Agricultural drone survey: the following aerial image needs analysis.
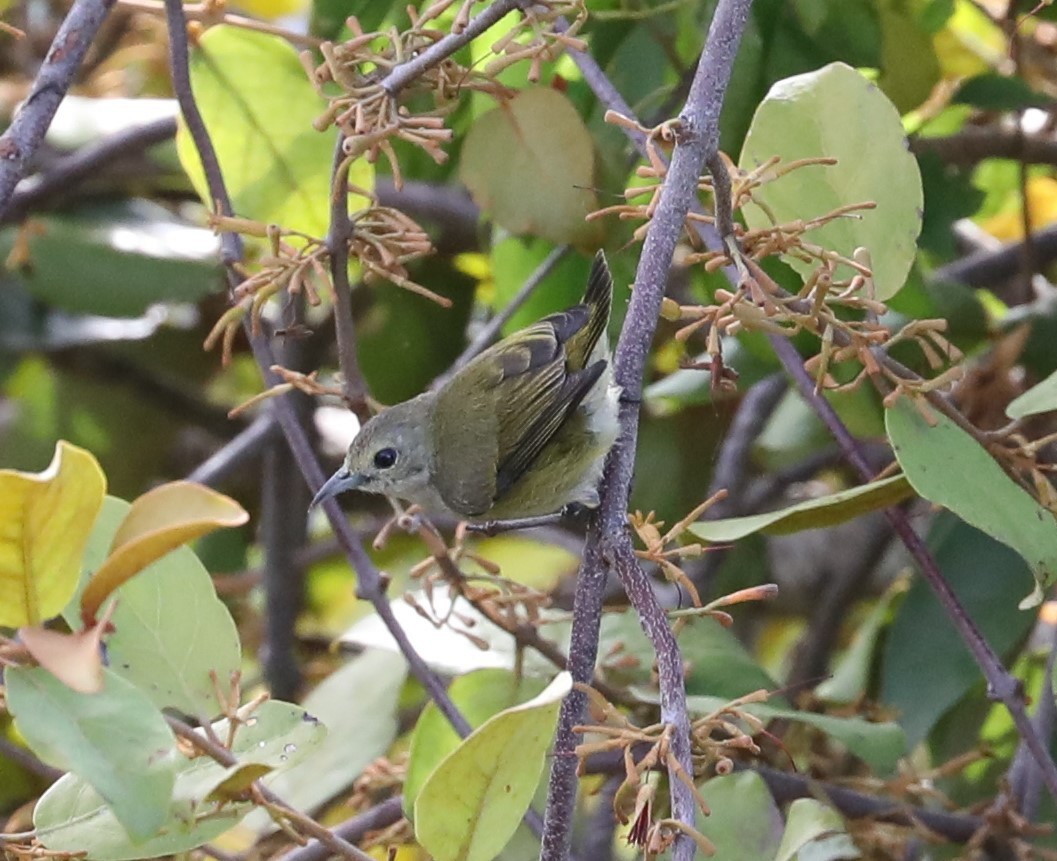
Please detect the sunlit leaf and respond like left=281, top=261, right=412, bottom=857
left=175, top=25, right=372, bottom=238
left=688, top=475, right=912, bottom=543
left=739, top=62, right=923, bottom=300
left=7, top=667, right=177, bottom=841
left=460, top=88, right=603, bottom=248
left=80, top=481, right=248, bottom=625
left=886, top=397, right=1057, bottom=608
left=414, top=673, right=571, bottom=861
left=0, top=441, right=105, bottom=628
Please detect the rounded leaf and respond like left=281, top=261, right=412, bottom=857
left=460, top=88, right=602, bottom=248
left=7, top=666, right=177, bottom=842
left=175, top=25, right=372, bottom=238
left=739, top=62, right=923, bottom=300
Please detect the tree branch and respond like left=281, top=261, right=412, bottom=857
left=541, top=3, right=754, bottom=860
left=912, top=125, right=1057, bottom=169
left=1, top=116, right=177, bottom=224
left=327, top=137, right=370, bottom=419
left=380, top=0, right=526, bottom=96
left=0, top=0, right=117, bottom=213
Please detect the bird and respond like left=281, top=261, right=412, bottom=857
left=310, top=251, right=621, bottom=522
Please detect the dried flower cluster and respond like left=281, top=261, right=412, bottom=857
left=301, top=0, right=586, bottom=188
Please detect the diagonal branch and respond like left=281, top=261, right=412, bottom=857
left=0, top=0, right=118, bottom=213
left=767, top=332, right=1057, bottom=804
left=380, top=0, right=526, bottom=96
left=162, top=0, right=473, bottom=741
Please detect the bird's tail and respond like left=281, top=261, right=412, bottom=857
left=568, top=250, right=613, bottom=369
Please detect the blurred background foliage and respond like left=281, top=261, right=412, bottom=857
left=4, top=0, right=1057, bottom=854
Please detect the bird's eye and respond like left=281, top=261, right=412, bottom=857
left=373, top=447, right=398, bottom=469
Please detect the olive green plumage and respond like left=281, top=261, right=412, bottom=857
left=311, top=251, right=620, bottom=521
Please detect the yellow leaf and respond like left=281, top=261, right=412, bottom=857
left=980, top=176, right=1057, bottom=242
left=0, top=442, right=106, bottom=627
left=80, top=481, right=249, bottom=625
left=229, top=0, right=307, bottom=21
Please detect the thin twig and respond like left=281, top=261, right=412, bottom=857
left=932, top=222, right=1057, bottom=289
left=911, top=125, right=1057, bottom=169
left=187, top=413, right=281, bottom=488
left=327, top=136, right=370, bottom=420
left=541, top=2, right=755, bottom=860
left=0, top=0, right=118, bottom=213
left=1006, top=619, right=1057, bottom=819
left=380, top=0, right=526, bottom=96
left=1, top=116, right=177, bottom=224
left=275, top=797, right=405, bottom=861
left=118, top=0, right=323, bottom=47
left=166, top=717, right=375, bottom=861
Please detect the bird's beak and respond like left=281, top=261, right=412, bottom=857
left=309, top=467, right=366, bottom=510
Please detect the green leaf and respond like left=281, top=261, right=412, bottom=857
left=1007, top=369, right=1057, bottom=420
left=877, top=1, right=940, bottom=113
left=0, top=201, right=221, bottom=317
left=886, top=397, right=1057, bottom=608
left=405, top=669, right=548, bottom=814
left=738, top=62, right=923, bottom=300
left=72, top=497, right=242, bottom=718
left=34, top=700, right=324, bottom=860
left=689, top=475, right=912, bottom=543
left=774, top=798, right=859, bottom=861
left=816, top=580, right=905, bottom=705
left=683, top=696, right=905, bottom=774
left=681, top=618, right=780, bottom=701
left=7, top=667, right=177, bottom=842
left=881, top=514, right=1037, bottom=747
left=490, top=239, right=590, bottom=336
left=414, top=672, right=571, bottom=861
left=35, top=780, right=248, bottom=861
left=248, top=649, right=406, bottom=832
left=698, top=772, right=783, bottom=861
left=175, top=700, right=326, bottom=805
left=953, top=73, right=1049, bottom=111
left=175, top=25, right=372, bottom=238
left=460, top=88, right=603, bottom=248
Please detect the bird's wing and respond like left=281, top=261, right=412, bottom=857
left=432, top=307, right=602, bottom=516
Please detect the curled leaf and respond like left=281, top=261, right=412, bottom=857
left=80, top=481, right=249, bottom=625
left=20, top=611, right=111, bottom=694
left=0, top=441, right=106, bottom=627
